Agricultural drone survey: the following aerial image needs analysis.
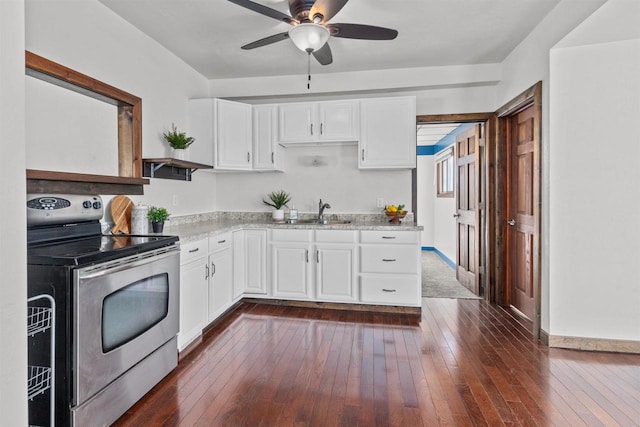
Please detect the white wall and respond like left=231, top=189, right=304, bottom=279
left=0, top=0, right=28, bottom=424
left=495, top=0, right=606, bottom=333
left=216, top=144, right=411, bottom=214
left=25, top=0, right=216, bottom=217
left=549, top=0, right=640, bottom=341
left=416, top=155, right=434, bottom=246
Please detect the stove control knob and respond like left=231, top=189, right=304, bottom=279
left=93, top=201, right=102, bottom=209
left=82, top=201, right=92, bottom=209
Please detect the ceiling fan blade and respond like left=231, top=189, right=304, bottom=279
left=227, top=0, right=297, bottom=25
left=312, top=43, right=333, bottom=65
left=241, top=32, right=289, bottom=50
left=309, top=0, right=349, bottom=23
left=327, top=23, right=398, bottom=40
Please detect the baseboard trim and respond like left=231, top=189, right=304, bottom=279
left=539, top=329, right=549, bottom=346
left=421, top=246, right=456, bottom=269
left=242, top=297, right=421, bottom=316
left=549, top=335, right=640, bottom=354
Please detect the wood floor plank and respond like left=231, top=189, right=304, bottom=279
left=113, top=300, right=640, bottom=427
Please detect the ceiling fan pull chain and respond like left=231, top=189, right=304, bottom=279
left=307, top=50, right=311, bottom=90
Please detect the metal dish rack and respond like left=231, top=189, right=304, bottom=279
left=27, top=295, right=55, bottom=427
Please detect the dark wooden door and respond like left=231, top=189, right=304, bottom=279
left=507, top=105, right=536, bottom=319
left=456, top=125, right=482, bottom=294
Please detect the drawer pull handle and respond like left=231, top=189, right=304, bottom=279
left=382, top=236, right=396, bottom=239
left=188, top=248, right=200, bottom=253
left=218, top=239, right=226, bottom=244
left=382, top=259, right=397, bottom=262
left=382, top=289, right=397, bottom=293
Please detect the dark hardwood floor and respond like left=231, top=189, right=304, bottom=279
left=114, top=299, right=640, bottom=426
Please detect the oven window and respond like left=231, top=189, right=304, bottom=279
left=102, top=273, right=169, bottom=353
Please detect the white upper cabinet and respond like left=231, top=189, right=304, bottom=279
left=359, top=96, right=416, bottom=169
left=187, top=98, right=252, bottom=170
left=278, top=100, right=358, bottom=144
left=252, top=105, right=281, bottom=171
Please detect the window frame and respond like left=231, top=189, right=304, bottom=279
left=436, top=147, right=455, bottom=198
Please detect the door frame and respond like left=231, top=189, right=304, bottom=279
left=414, top=113, right=495, bottom=301
left=495, top=81, right=543, bottom=338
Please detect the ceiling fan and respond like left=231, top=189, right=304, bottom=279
left=227, top=0, right=398, bottom=66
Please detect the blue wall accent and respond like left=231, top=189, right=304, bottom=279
left=416, top=145, right=436, bottom=156
left=421, top=247, right=456, bottom=269
left=416, top=123, right=475, bottom=157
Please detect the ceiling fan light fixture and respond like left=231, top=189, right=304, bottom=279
left=288, top=23, right=330, bottom=52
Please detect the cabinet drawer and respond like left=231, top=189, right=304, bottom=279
left=360, top=275, right=420, bottom=306
left=360, top=245, right=419, bottom=274
left=180, top=239, right=208, bottom=264
left=315, top=229, right=357, bottom=243
left=271, top=229, right=312, bottom=242
left=209, top=232, right=232, bottom=252
left=360, top=230, right=419, bottom=244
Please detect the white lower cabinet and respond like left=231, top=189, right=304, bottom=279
left=271, top=243, right=312, bottom=299
left=208, top=247, right=233, bottom=322
left=178, top=239, right=209, bottom=351
left=270, top=229, right=312, bottom=299
left=359, top=230, right=421, bottom=307
left=315, top=230, right=358, bottom=302
left=244, top=230, right=267, bottom=294
left=316, top=244, right=357, bottom=302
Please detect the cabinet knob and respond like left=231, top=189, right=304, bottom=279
left=362, top=149, right=365, bottom=161
left=247, top=152, right=251, bottom=163
left=382, top=259, right=397, bottom=262
left=310, top=123, right=314, bottom=136
left=188, top=248, right=199, bottom=253
left=382, top=289, right=397, bottom=293
left=320, top=123, right=323, bottom=135
left=205, top=264, right=209, bottom=279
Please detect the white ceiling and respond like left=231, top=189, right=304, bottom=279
left=417, top=123, right=461, bottom=146
left=98, top=0, right=561, bottom=80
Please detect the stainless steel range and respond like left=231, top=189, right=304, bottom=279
left=27, top=194, right=180, bottom=427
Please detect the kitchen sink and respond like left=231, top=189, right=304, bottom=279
left=287, top=219, right=352, bottom=225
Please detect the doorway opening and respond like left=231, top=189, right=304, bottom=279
left=414, top=82, right=543, bottom=339
left=414, top=114, right=493, bottom=300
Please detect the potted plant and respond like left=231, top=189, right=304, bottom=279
left=147, top=206, right=170, bottom=233
left=163, top=123, right=195, bottom=160
left=262, top=190, right=291, bottom=222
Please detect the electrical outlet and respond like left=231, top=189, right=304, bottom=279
left=376, top=198, right=384, bottom=208
left=172, top=195, right=178, bottom=206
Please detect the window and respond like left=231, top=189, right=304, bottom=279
left=436, top=148, right=455, bottom=198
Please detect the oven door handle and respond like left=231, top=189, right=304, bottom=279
left=76, top=246, right=179, bottom=280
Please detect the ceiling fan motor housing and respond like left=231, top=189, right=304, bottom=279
left=289, top=0, right=319, bottom=22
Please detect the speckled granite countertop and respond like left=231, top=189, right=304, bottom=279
left=163, top=212, right=423, bottom=243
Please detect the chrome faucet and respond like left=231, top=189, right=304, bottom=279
left=318, top=199, right=331, bottom=222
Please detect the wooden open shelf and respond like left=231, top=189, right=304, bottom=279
left=143, top=158, right=213, bottom=181
left=27, top=170, right=149, bottom=195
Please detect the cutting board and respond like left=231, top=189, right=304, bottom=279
left=111, top=195, right=134, bottom=234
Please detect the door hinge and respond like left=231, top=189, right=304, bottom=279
left=478, top=202, right=485, bottom=210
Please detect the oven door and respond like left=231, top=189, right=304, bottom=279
left=73, top=246, right=179, bottom=406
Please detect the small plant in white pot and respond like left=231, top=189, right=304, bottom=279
left=163, top=123, right=195, bottom=160
left=262, top=190, right=291, bottom=222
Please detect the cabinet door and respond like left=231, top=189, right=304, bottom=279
left=245, top=230, right=267, bottom=294
left=253, top=105, right=279, bottom=170
left=215, top=99, right=252, bottom=169
left=318, top=101, right=358, bottom=141
left=178, top=257, right=208, bottom=350
left=232, top=230, right=245, bottom=299
left=278, top=103, right=315, bottom=143
left=271, top=243, right=311, bottom=299
left=359, top=97, right=416, bottom=169
left=316, top=244, right=357, bottom=302
left=208, top=248, right=233, bottom=322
